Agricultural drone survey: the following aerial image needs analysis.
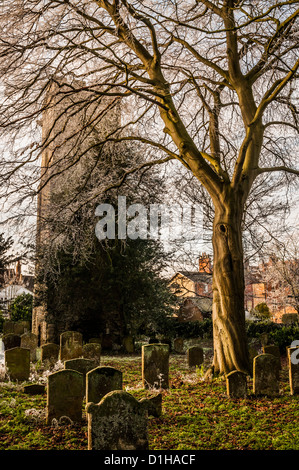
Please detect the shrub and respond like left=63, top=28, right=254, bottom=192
left=8, top=293, right=33, bottom=325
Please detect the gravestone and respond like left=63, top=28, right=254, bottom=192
left=83, top=343, right=101, bottom=362
left=47, top=369, right=84, bottom=424
left=23, top=384, right=46, bottom=395
left=2, top=333, right=21, bottom=350
left=226, top=370, right=247, bottom=398
left=64, top=358, right=97, bottom=381
left=122, top=335, right=135, bottom=353
left=288, top=346, right=299, bottom=395
left=21, top=332, right=38, bottom=362
left=3, top=320, right=15, bottom=335
left=173, top=337, right=185, bottom=354
left=253, top=353, right=279, bottom=396
left=60, top=331, right=83, bottom=361
left=142, top=343, right=169, bottom=389
left=263, top=344, right=281, bottom=373
left=5, top=347, right=30, bottom=381
left=41, top=343, right=59, bottom=365
left=14, top=321, right=30, bottom=336
left=187, top=346, right=204, bottom=368
left=139, top=393, right=162, bottom=417
left=86, top=390, right=148, bottom=450
left=86, top=366, right=123, bottom=404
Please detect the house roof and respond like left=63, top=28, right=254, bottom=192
left=170, top=271, right=213, bottom=284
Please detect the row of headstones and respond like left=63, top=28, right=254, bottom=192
left=3, top=341, right=299, bottom=450
left=47, top=364, right=156, bottom=450
left=227, top=346, right=299, bottom=398
left=2, top=330, right=102, bottom=371
left=41, top=344, right=299, bottom=450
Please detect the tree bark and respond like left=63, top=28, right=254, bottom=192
left=211, top=192, right=251, bottom=376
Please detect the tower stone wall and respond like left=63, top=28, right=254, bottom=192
left=32, top=78, right=121, bottom=345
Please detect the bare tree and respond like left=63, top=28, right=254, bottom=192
left=262, top=231, right=299, bottom=315
left=0, top=0, right=298, bottom=374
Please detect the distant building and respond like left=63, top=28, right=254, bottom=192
left=169, top=253, right=213, bottom=322
left=0, top=261, right=34, bottom=315
left=170, top=254, right=298, bottom=324
left=244, top=259, right=298, bottom=323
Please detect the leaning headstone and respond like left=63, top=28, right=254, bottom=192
left=41, top=343, right=60, bottom=366
left=83, top=343, right=101, bottom=363
left=187, top=346, right=204, bottom=368
left=5, top=347, right=30, bottom=381
left=86, top=390, right=148, bottom=450
left=64, top=358, right=97, bottom=381
left=2, top=333, right=21, bottom=351
left=142, top=344, right=169, bottom=389
left=21, top=332, right=38, bottom=362
left=253, top=353, right=279, bottom=396
left=226, top=370, right=247, bottom=398
left=86, top=366, right=123, bottom=404
left=59, top=331, right=83, bottom=361
left=47, top=369, right=84, bottom=424
left=287, top=346, right=299, bottom=395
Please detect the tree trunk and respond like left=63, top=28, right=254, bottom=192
left=211, top=195, right=251, bottom=376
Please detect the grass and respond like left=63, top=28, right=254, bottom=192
left=0, top=353, right=298, bottom=451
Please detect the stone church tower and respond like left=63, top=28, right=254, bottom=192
left=32, top=78, right=121, bottom=345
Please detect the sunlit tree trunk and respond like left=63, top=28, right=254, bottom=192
left=211, top=192, right=250, bottom=375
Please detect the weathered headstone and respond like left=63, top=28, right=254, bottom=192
left=287, top=346, right=299, bottom=395
left=2, top=333, right=21, bottom=350
left=86, top=390, right=148, bottom=450
left=5, top=347, right=30, bottom=381
left=47, top=369, right=84, bottom=424
left=142, top=343, right=169, bottom=389
left=173, top=337, right=185, bottom=354
left=263, top=344, right=281, bottom=372
left=253, top=353, right=279, bottom=396
left=86, top=366, right=123, bottom=404
left=64, top=358, right=97, bottom=381
left=226, top=370, right=247, bottom=398
left=59, top=331, right=83, bottom=361
left=83, top=343, right=101, bottom=363
left=122, top=335, right=135, bottom=353
left=41, top=343, right=59, bottom=365
left=187, top=346, right=204, bottom=368
left=3, top=320, right=15, bottom=335
left=14, top=321, right=30, bottom=336
left=20, top=332, right=38, bottom=362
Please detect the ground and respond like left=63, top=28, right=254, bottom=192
left=0, top=351, right=298, bottom=451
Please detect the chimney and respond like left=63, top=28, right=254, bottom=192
left=198, top=253, right=212, bottom=274
left=15, top=260, right=22, bottom=283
